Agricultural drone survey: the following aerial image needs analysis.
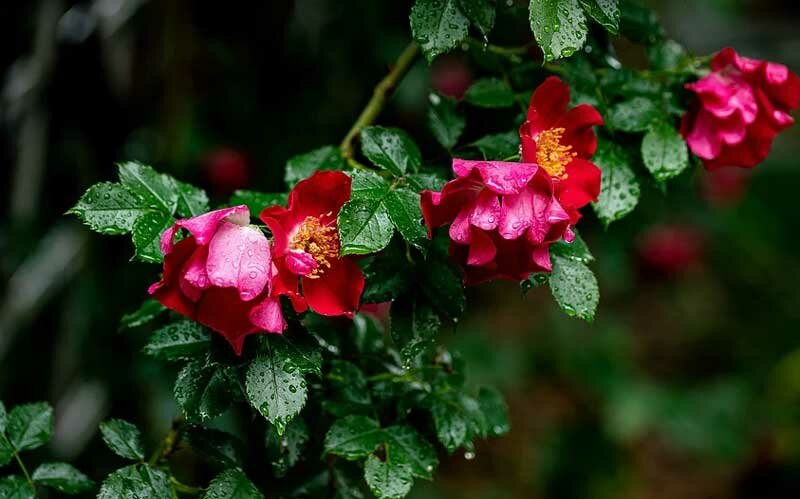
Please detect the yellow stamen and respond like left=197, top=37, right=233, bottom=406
left=289, top=215, right=339, bottom=278
left=536, top=127, right=575, bottom=179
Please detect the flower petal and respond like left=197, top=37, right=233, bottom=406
left=249, top=297, right=287, bottom=333
left=285, top=250, right=318, bottom=276
left=554, top=104, right=603, bottom=158
left=453, top=159, right=539, bottom=195
left=301, top=258, right=365, bottom=317
left=206, top=222, right=271, bottom=301
left=178, top=205, right=250, bottom=245
left=526, top=76, right=570, bottom=131
left=466, top=228, right=496, bottom=266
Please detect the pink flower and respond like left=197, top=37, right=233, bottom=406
left=421, top=159, right=572, bottom=286
left=636, top=224, right=705, bottom=278
left=148, top=206, right=285, bottom=355
left=681, top=48, right=800, bottom=170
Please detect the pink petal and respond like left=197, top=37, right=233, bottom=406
left=531, top=245, right=552, bottom=271
left=285, top=250, right=318, bottom=276
left=498, top=188, right=535, bottom=240
left=686, top=111, right=723, bottom=159
left=206, top=222, right=271, bottom=301
left=466, top=229, right=496, bottom=266
left=469, top=190, right=501, bottom=230
left=180, top=246, right=210, bottom=302
left=449, top=207, right=472, bottom=244
left=178, top=205, right=250, bottom=245
left=453, top=159, right=538, bottom=195
left=249, top=297, right=286, bottom=333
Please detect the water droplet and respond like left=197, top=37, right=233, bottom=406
left=464, top=451, right=476, bottom=460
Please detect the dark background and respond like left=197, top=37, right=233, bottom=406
left=2, top=1, right=800, bottom=498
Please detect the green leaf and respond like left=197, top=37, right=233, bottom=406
left=641, top=121, right=689, bottom=182
left=619, top=0, right=664, bottom=44
left=97, top=465, right=171, bottom=499
left=0, top=476, right=35, bottom=499
left=606, top=96, right=662, bottom=132
left=549, top=230, right=593, bottom=264
left=174, top=360, right=234, bottom=423
left=119, top=299, right=166, bottom=330
left=350, top=171, right=391, bottom=201
left=7, top=402, right=53, bottom=452
left=384, top=188, right=427, bottom=251
left=647, top=39, right=686, bottom=71
left=428, top=391, right=484, bottom=452
left=229, top=190, right=287, bottom=215
left=406, top=173, right=446, bottom=192
left=458, top=0, right=496, bottom=37
left=410, top=0, right=470, bottom=62
left=324, top=416, right=384, bottom=460
left=284, top=145, right=346, bottom=188
left=464, top=78, right=515, bottom=108
left=579, top=0, right=619, bottom=33
left=591, top=140, right=640, bottom=226
left=420, top=259, right=466, bottom=320
left=132, top=211, right=174, bottom=263
left=360, top=241, right=414, bottom=303
left=338, top=198, right=394, bottom=256
left=175, top=180, right=210, bottom=217
left=246, top=339, right=307, bottom=435
left=391, top=297, right=441, bottom=367
left=143, top=320, right=212, bottom=360
left=67, top=182, right=148, bottom=235
left=0, top=400, right=7, bottom=433
left=364, top=453, right=414, bottom=499
left=529, top=0, right=588, bottom=61
left=478, top=387, right=511, bottom=437
left=383, top=425, right=439, bottom=480
left=360, top=126, right=421, bottom=176
left=471, top=131, right=519, bottom=160
left=117, top=162, right=178, bottom=214
left=549, top=254, right=599, bottom=321
left=265, top=332, right=323, bottom=378
left=99, top=418, right=145, bottom=461
left=324, top=361, right=373, bottom=417
left=203, top=468, right=264, bottom=499
left=32, top=462, right=94, bottom=494
left=427, top=93, right=464, bottom=150
left=266, top=417, right=309, bottom=477
left=184, top=427, right=245, bottom=469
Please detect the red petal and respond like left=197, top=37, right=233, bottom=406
left=555, top=104, right=603, bottom=158
left=421, top=175, right=483, bottom=235
left=287, top=170, right=352, bottom=222
left=557, top=158, right=602, bottom=212
left=526, top=76, right=570, bottom=131
left=301, top=257, right=364, bottom=317
left=195, top=287, right=262, bottom=355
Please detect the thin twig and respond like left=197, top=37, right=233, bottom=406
left=2, top=433, right=36, bottom=495
left=340, top=42, right=420, bottom=161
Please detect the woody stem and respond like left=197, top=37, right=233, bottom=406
left=340, top=42, right=420, bottom=161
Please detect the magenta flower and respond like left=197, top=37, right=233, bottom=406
left=421, top=159, right=572, bottom=286
left=681, top=48, right=800, bottom=170
left=148, top=205, right=285, bottom=355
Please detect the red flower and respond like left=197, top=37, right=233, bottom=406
left=260, top=171, right=364, bottom=317
left=203, top=148, right=250, bottom=194
left=636, top=224, right=705, bottom=277
left=149, top=206, right=285, bottom=355
left=681, top=48, right=800, bottom=170
left=421, top=159, right=572, bottom=286
left=519, top=76, right=604, bottom=224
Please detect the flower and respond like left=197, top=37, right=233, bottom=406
left=148, top=206, right=285, bottom=355
left=519, top=76, right=604, bottom=224
left=203, top=148, right=250, bottom=194
left=260, top=170, right=364, bottom=317
left=421, top=159, right=572, bottom=286
left=636, top=224, right=705, bottom=278
left=681, top=48, right=800, bottom=170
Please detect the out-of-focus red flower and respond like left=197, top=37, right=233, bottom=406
left=519, top=76, right=604, bottom=224
left=701, top=166, right=752, bottom=208
left=636, top=224, right=705, bottom=277
left=260, top=171, right=364, bottom=317
left=421, top=159, right=573, bottom=286
left=681, top=48, right=800, bottom=170
left=203, top=148, right=250, bottom=193
left=360, top=302, right=391, bottom=324
left=149, top=206, right=284, bottom=355
left=430, top=56, right=473, bottom=100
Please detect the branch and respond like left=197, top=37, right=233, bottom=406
left=2, top=433, right=36, bottom=495
left=147, top=417, right=183, bottom=466
left=340, top=42, right=420, bottom=161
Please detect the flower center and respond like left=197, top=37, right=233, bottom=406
left=536, top=127, right=576, bottom=179
left=289, top=215, right=339, bottom=278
